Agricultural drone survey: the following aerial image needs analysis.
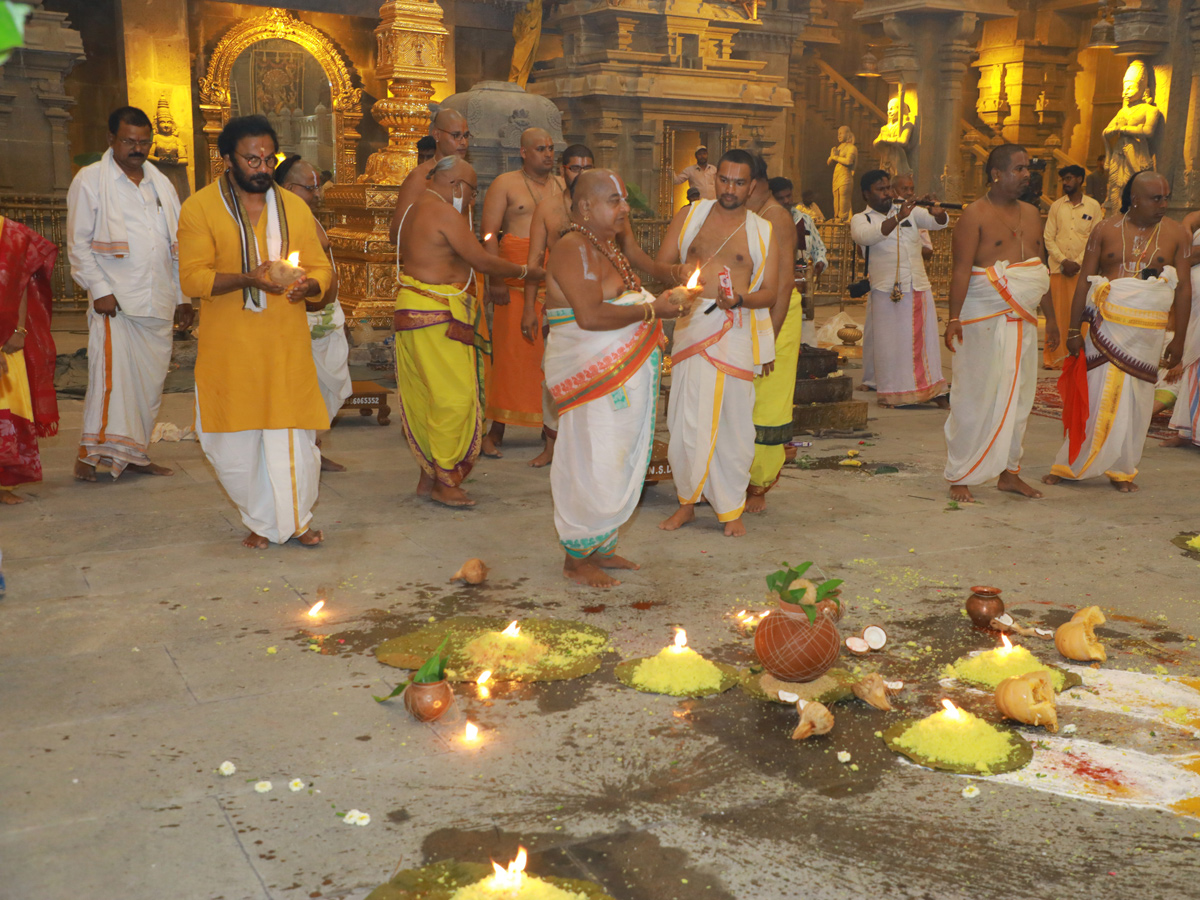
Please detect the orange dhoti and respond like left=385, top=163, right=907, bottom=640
left=1044, top=272, right=1078, bottom=369
left=485, top=233, right=544, bottom=427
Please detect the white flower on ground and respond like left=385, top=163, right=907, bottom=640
left=837, top=751, right=851, bottom=763
left=1062, top=724, right=1077, bottom=735
left=218, top=761, right=237, bottom=777
left=342, top=808, right=370, bottom=826
left=288, top=778, right=305, bottom=792
left=254, top=780, right=272, bottom=793
left=962, top=784, right=981, bottom=799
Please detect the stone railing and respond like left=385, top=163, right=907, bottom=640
left=0, top=194, right=87, bottom=308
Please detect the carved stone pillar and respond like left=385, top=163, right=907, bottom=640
left=325, top=0, right=449, bottom=326
left=932, top=16, right=976, bottom=202
left=1181, top=2, right=1200, bottom=205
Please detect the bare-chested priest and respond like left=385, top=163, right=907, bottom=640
left=544, top=169, right=699, bottom=587
left=524, top=145, right=693, bottom=468
left=480, top=127, right=563, bottom=458
left=943, top=144, right=1055, bottom=502
left=394, top=157, right=542, bottom=507
left=387, top=109, right=470, bottom=244
left=1043, top=171, right=1191, bottom=492
left=656, top=148, right=780, bottom=537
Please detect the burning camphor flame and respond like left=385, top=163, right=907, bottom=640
left=685, top=267, right=701, bottom=290
left=940, top=699, right=964, bottom=721
left=490, top=846, right=527, bottom=890
left=673, top=628, right=688, bottom=652
left=998, top=633, right=1014, bottom=655
left=501, top=620, right=520, bottom=638
left=307, top=600, right=325, bottom=617
left=464, top=721, right=479, bottom=742
left=286, top=251, right=300, bottom=267
left=476, top=670, right=492, bottom=699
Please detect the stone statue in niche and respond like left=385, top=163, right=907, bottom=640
left=873, top=96, right=914, bottom=176
left=827, top=125, right=857, bottom=224
left=149, top=92, right=190, bottom=198
left=1103, top=60, right=1164, bottom=212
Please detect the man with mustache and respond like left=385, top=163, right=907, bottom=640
left=67, top=106, right=191, bottom=482
left=943, top=143, right=1056, bottom=502
left=177, top=115, right=334, bottom=548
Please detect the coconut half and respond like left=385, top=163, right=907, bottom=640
left=777, top=690, right=800, bottom=703
left=862, top=625, right=888, bottom=651
left=995, top=613, right=1014, bottom=627
left=845, top=635, right=871, bottom=655
left=884, top=680, right=904, bottom=691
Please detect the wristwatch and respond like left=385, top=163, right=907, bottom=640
left=732, top=294, right=745, bottom=309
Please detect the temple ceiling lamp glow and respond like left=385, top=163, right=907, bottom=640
left=856, top=51, right=880, bottom=78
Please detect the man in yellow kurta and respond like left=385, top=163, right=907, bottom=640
left=177, top=116, right=333, bottom=548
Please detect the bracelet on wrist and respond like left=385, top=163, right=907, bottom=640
left=947, top=318, right=960, bottom=323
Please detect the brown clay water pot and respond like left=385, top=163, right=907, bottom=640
left=965, top=586, right=1005, bottom=627
left=403, top=679, right=454, bottom=722
left=754, top=599, right=841, bottom=682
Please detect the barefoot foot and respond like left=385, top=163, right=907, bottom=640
left=1041, top=474, right=1064, bottom=485
left=416, top=470, right=434, bottom=497
left=0, top=491, right=24, bottom=504
left=481, top=435, right=503, bottom=458
left=659, top=504, right=696, bottom=531
left=948, top=484, right=975, bottom=503
left=563, top=556, right=620, bottom=588
left=296, top=527, right=325, bottom=546
left=73, top=460, right=97, bottom=482
left=723, top=517, right=747, bottom=537
left=127, top=462, right=174, bottom=476
left=744, top=492, right=767, bottom=514
left=431, top=482, right=476, bottom=508
left=242, top=532, right=269, bottom=549
left=1111, top=479, right=1139, bottom=493
left=528, top=440, right=554, bottom=468
left=997, top=470, right=1043, bottom=499
left=320, top=455, right=346, bottom=472
left=596, top=554, right=640, bottom=570
left=933, top=395, right=950, bottom=409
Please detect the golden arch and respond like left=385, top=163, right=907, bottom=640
left=198, top=8, right=363, bottom=184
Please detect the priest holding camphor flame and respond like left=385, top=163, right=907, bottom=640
left=177, top=114, right=333, bottom=550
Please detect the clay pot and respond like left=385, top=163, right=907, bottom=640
left=754, top=600, right=841, bottom=683
left=837, top=324, right=863, bottom=347
left=403, top=679, right=454, bottom=722
left=965, top=586, right=1005, bottom=628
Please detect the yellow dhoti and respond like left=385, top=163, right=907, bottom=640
left=394, top=275, right=485, bottom=486
left=749, top=289, right=803, bottom=492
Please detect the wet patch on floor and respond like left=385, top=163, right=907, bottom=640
left=791, top=454, right=903, bottom=475
left=1172, top=531, right=1200, bottom=560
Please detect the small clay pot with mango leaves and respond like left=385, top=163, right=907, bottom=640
left=754, top=563, right=843, bottom=683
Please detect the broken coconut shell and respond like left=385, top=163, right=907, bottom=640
left=790, top=700, right=835, bottom=740
left=994, top=669, right=1058, bottom=732
left=862, top=625, right=888, bottom=651
left=845, top=635, right=871, bottom=655
left=852, top=673, right=893, bottom=711
left=450, top=559, right=489, bottom=585
left=1054, top=606, right=1107, bottom=663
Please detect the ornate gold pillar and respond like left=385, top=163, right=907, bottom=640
left=325, top=0, right=449, bottom=325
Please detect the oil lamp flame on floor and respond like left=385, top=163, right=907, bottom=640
left=672, top=628, right=688, bottom=652
left=940, top=699, right=964, bottom=721
left=490, top=846, right=527, bottom=891
left=998, top=634, right=1015, bottom=655
left=501, top=621, right=520, bottom=638
left=307, top=599, right=325, bottom=617
left=464, top=721, right=479, bottom=742
left=476, top=670, right=492, bottom=699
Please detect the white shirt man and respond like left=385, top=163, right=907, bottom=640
left=850, top=176, right=949, bottom=407
left=67, top=108, right=190, bottom=481
left=673, top=148, right=718, bottom=200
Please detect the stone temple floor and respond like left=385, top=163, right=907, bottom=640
left=3, top=323, right=1200, bottom=900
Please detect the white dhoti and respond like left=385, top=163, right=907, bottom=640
left=668, top=308, right=765, bottom=521
left=195, top=390, right=321, bottom=543
left=944, top=259, right=1050, bottom=485
left=866, top=287, right=947, bottom=405
left=78, top=309, right=173, bottom=477
left=1168, top=265, right=1200, bottom=444
left=546, top=292, right=662, bottom=557
left=308, top=300, right=353, bottom=421
left=1051, top=269, right=1176, bottom=482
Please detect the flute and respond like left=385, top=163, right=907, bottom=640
left=906, top=199, right=965, bottom=210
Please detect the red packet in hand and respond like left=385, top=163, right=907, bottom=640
left=1058, top=354, right=1089, bottom=464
